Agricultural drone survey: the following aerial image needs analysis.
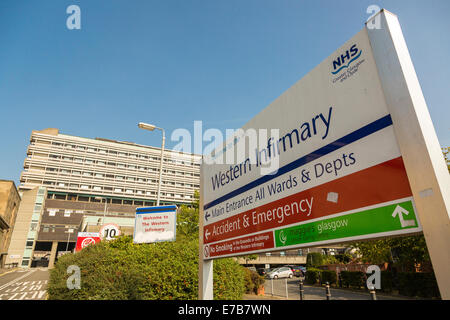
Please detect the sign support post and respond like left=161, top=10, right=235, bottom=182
left=367, top=10, right=450, bottom=299
left=199, top=163, right=214, bottom=300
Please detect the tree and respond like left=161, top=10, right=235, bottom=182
left=350, top=235, right=431, bottom=272
left=176, top=190, right=200, bottom=241
left=443, top=147, right=450, bottom=173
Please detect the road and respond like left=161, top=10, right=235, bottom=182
left=0, top=268, right=49, bottom=300
left=264, top=277, right=405, bottom=300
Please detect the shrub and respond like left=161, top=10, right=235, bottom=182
left=380, top=271, right=394, bottom=293
left=339, top=271, right=365, bottom=289
left=395, top=272, right=440, bottom=298
left=306, top=252, right=324, bottom=268
left=305, top=268, right=321, bottom=285
left=320, top=270, right=337, bottom=285
left=243, top=268, right=265, bottom=295
left=47, top=236, right=245, bottom=300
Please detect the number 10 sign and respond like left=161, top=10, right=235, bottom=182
left=100, top=223, right=121, bottom=241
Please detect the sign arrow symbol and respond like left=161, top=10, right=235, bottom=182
left=392, top=205, right=416, bottom=228
left=205, top=211, right=210, bottom=222
left=205, top=229, right=211, bottom=240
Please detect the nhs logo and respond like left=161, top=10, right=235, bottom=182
left=331, top=44, right=362, bottom=75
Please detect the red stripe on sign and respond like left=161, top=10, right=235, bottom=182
left=204, top=156, right=412, bottom=244
left=205, top=231, right=274, bottom=258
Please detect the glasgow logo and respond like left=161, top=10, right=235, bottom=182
left=331, top=44, right=362, bottom=75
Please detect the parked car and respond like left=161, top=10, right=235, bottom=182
left=266, top=267, right=293, bottom=279
left=257, top=268, right=270, bottom=276
left=287, top=265, right=305, bottom=277
left=284, top=265, right=304, bottom=277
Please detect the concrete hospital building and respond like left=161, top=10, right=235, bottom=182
left=6, top=128, right=201, bottom=268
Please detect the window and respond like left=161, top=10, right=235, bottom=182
left=64, top=210, right=72, bottom=217
left=26, top=241, right=34, bottom=247
left=48, top=209, right=57, bottom=217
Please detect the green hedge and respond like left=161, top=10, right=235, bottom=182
left=339, top=271, right=365, bottom=289
left=336, top=270, right=440, bottom=298
left=396, top=272, right=440, bottom=298
left=305, top=268, right=321, bottom=285
left=47, top=236, right=245, bottom=300
left=320, top=270, right=337, bottom=285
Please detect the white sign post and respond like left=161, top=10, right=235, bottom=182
left=133, top=205, right=177, bottom=244
left=199, top=9, right=450, bottom=299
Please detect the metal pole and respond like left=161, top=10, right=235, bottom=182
left=156, top=129, right=165, bottom=206
left=299, top=278, right=304, bottom=300
left=103, top=198, right=107, bottom=224
left=271, top=278, right=274, bottom=296
left=325, top=282, right=331, bottom=300
left=285, top=278, right=288, bottom=299
left=369, top=286, right=377, bottom=300
left=65, top=231, right=70, bottom=252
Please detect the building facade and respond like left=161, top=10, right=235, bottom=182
left=11, top=128, right=201, bottom=268
left=0, top=180, right=21, bottom=268
left=6, top=187, right=46, bottom=268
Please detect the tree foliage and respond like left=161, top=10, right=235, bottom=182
left=351, top=235, right=431, bottom=272
left=48, top=195, right=247, bottom=300
left=48, top=236, right=245, bottom=300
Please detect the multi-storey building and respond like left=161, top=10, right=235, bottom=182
left=20, top=128, right=201, bottom=203
left=0, top=180, right=21, bottom=268
left=9, top=128, right=201, bottom=268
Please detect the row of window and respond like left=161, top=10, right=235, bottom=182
left=28, top=154, right=200, bottom=176
left=31, top=139, right=201, bottom=167
left=39, top=180, right=194, bottom=198
left=42, top=166, right=199, bottom=179
left=38, top=167, right=199, bottom=185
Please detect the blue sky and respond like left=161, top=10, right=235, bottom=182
left=1, top=0, right=449, bottom=184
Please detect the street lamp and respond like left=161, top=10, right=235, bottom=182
left=95, top=196, right=108, bottom=224
left=138, top=122, right=165, bottom=206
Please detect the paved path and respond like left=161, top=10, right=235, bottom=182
left=262, top=277, right=409, bottom=300
left=0, top=268, right=49, bottom=300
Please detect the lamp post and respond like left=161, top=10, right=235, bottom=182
left=95, top=196, right=108, bottom=224
left=138, top=122, right=165, bottom=206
